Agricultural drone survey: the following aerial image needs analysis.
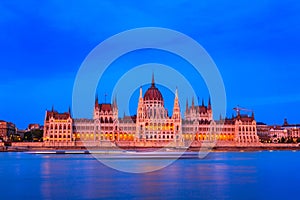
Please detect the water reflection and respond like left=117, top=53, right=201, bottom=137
left=1, top=152, right=300, bottom=199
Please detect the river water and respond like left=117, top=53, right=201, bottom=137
left=0, top=151, right=299, bottom=199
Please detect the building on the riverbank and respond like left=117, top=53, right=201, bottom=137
left=0, top=120, right=16, bottom=141
left=27, top=124, right=43, bottom=131
left=282, top=118, right=300, bottom=138
left=269, top=126, right=288, bottom=142
left=43, top=75, right=260, bottom=146
left=256, top=119, right=300, bottom=143
left=256, top=122, right=270, bottom=141
left=43, top=107, right=73, bottom=145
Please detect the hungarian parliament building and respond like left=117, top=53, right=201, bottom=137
left=43, top=75, right=259, bottom=147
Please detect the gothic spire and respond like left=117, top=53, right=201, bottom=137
left=113, top=95, right=117, bottom=109
left=139, top=86, right=143, bottom=98
left=152, top=72, right=155, bottom=87
left=95, top=93, right=99, bottom=106
left=172, top=87, right=181, bottom=120
left=186, top=98, right=189, bottom=113
left=208, top=97, right=211, bottom=109
left=192, top=96, right=195, bottom=109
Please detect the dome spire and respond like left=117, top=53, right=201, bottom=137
left=152, top=72, right=155, bottom=87
left=144, top=73, right=163, bottom=102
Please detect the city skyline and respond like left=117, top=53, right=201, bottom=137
left=1, top=1, right=300, bottom=129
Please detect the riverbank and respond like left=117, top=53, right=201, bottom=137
left=1, top=143, right=300, bottom=152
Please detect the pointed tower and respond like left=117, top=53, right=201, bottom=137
left=94, top=94, right=100, bottom=119
left=207, top=97, right=212, bottom=120
left=95, top=93, right=99, bottom=105
left=172, top=88, right=182, bottom=143
left=136, top=86, right=145, bottom=141
left=137, top=87, right=144, bottom=122
left=185, top=98, right=189, bottom=113
left=152, top=72, right=155, bottom=87
left=192, top=96, right=195, bottom=109
left=112, top=96, right=118, bottom=120
left=172, top=88, right=181, bottom=120
left=68, top=106, right=71, bottom=116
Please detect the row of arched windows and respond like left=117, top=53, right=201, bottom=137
left=239, top=126, right=256, bottom=132
left=50, top=124, right=71, bottom=130
left=100, top=117, right=113, bottom=123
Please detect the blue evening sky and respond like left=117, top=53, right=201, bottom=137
left=0, top=1, right=299, bottom=129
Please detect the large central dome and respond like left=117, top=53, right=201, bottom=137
left=144, top=74, right=163, bottom=101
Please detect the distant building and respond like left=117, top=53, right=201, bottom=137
left=279, top=118, right=300, bottom=139
left=27, top=123, right=41, bottom=131
left=258, top=119, right=300, bottom=143
left=257, top=122, right=271, bottom=141
left=269, top=126, right=288, bottom=142
left=0, top=120, right=16, bottom=141
left=43, top=75, right=260, bottom=146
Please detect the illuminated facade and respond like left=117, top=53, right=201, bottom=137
left=43, top=107, right=73, bottom=144
left=0, top=120, right=16, bottom=141
left=135, top=75, right=182, bottom=143
left=43, top=75, right=259, bottom=145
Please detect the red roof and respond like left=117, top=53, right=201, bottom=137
left=144, top=75, right=163, bottom=101
left=236, top=114, right=254, bottom=122
left=46, top=111, right=71, bottom=120
left=144, top=85, right=163, bottom=101
left=99, top=104, right=112, bottom=112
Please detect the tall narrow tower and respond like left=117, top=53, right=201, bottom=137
left=172, top=88, right=181, bottom=121
left=112, top=96, right=118, bottom=121
left=136, top=87, right=144, bottom=141
left=137, top=87, right=144, bottom=121
left=172, top=88, right=182, bottom=143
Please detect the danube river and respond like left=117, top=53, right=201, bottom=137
left=1, top=151, right=299, bottom=199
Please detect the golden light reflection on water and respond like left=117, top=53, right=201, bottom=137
left=7, top=152, right=277, bottom=199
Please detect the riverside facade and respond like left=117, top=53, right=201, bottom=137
left=43, top=75, right=259, bottom=146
